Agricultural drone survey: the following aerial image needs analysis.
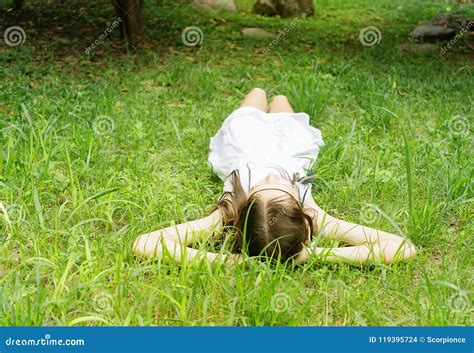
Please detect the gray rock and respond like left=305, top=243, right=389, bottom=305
left=253, top=0, right=313, bottom=18
left=241, top=27, right=275, bottom=38
left=411, top=14, right=474, bottom=41
left=191, top=0, right=237, bottom=13
left=411, top=25, right=456, bottom=40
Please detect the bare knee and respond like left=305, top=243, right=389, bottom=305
left=247, top=87, right=266, bottom=96
left=241, top=87, right=267, bottom=111
left=272, top=95, right=289, bottom=103
left=269, top=94, right=293, bottom=113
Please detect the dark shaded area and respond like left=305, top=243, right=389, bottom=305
left=1, top=0, right=472, bottom=63
left=111, top=0, right=144, bottom=45
left=253, top=0, right=313, bottom=18
left=0, top=0, right=174, bottom=59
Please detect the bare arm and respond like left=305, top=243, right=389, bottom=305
left=297, top=196, right=417, bottom=265
left=133, top=209, right=239, bottom=265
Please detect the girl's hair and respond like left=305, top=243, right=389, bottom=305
left=212, top=169, right=315, bottom=262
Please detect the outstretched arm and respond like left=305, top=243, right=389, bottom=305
left=133, top=209, right=240, bottom=265
left=297, top=196, right=417, bottom=265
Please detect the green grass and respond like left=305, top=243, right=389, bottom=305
left=0, top=0, right=473, bottom=326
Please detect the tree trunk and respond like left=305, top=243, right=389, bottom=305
left=111, top=0, right=144, bottom=46
left=253, top=0, right=313, bottom=18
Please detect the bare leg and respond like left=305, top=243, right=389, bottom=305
left=268, top=95, right=294, bottom=113
left=240, top=87, right=267, bottom=112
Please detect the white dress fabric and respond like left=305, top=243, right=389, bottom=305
left=208, top=107, right=324, bottom=200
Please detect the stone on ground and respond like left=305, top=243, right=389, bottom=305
left=411, top=14, right=473, bottom=41
left=191, top=0, right=237, bottom=13
left=241, top=27, right=275, bottom=38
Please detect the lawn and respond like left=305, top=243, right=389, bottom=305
left=0, top=0, right=472, bottom=326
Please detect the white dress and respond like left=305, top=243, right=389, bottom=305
left=208, top=107, right=324, bottom=201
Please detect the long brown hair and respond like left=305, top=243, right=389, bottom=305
left=212, top=169, right=316, bottom=262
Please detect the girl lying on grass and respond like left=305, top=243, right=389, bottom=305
left=133, top=88, right=417, bottom=266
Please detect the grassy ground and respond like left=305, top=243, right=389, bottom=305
left=0, top=0, right=473, bottom=326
